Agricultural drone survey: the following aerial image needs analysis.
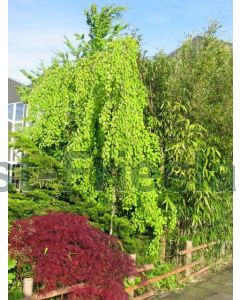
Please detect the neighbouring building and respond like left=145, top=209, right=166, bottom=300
left=8, top=78, right=27, bottom=186
left=168, top=35, right=232, bottom=57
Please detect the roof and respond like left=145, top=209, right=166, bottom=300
left=168, top=35, right=204, bottom=57
left=168, top=35, right=232, bottom=58
left=8, top=78, right=23, bottom=104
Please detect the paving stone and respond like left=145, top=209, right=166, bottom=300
left=181, top=287, right=210, bottom=298
left=203, top=292, right=232, bottom=300
left=153, top=265, right=232, bottom=300
left=197, top=280, right=224, bottom=291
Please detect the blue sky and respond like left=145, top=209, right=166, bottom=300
left=9, top=0, right=232, bottom=83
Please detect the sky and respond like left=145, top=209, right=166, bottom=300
left=9, top=0, right=233, bottom=83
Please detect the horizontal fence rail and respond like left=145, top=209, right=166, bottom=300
left=23, top=283, right=85, bottom=300
left=179, top=241, right=218, bottom=255
left=125, top=259, right=204, bottom=294
left=22, top=264, right=153, bottom=300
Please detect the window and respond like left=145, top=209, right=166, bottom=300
left=8, top=121, right=13, bottom=132
left=15, top=103, right=25, bottom=121
left=8, top=104, right=13, bottom=120
left=13, top=123, right=23, bottom=131
left=11, top=164, right=21, bottom=189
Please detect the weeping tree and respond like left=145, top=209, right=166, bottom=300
left=14, top=4, right=178, bottom=261
left=18, top=37, right=177, bottom=260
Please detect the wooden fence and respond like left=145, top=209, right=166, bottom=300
left=22, top=240, right=223, bottom=300
left=126, top=240, right=220, bottom=299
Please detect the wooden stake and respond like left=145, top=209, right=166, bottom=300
left=220, top=242, right=226, bottom=257
left=185, top=241, right=192, bottom=276
left=160, top=235, right=166, bottom=263
left=128, top=254, right=137, bottom=298
left=23, top=278, right=33, bottom=297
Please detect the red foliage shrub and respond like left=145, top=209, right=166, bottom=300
left=9, top=212, right=137, bottom=300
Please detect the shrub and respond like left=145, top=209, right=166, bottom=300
left=146, top=262, right=179, bottom=291
left=9, top=212, right=137, bottom=300
left=8, top=257, right=17, bottom=286
left=9, top=191, right=148, bottom=258
left=8, top=256, right=23, bottom=300
left=8, top=191, right=72, bottom=224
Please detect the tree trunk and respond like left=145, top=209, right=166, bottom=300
left=109, top=185, right=116, bottom=236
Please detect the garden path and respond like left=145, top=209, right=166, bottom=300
left=154, top=264, right=232, bottom=300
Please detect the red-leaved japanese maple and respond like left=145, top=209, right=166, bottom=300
left=9, top=212, right=137, bottom=300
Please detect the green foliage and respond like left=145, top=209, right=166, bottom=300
left=123, top=275, right=141, bottom=288
left=123, top=262, right=180, bottom=293
left=8, top=257, right=23, bottom=300
left=140, top=22, right=232, bottom=247
left=17, top=37, right=172, bottom=260
left=8, top=190, right=147, bottom=259
left=8, top=257, right=17, bottom=285
left=167, top=22, right=232, bottom=162
left=141, top=21, right=232, bottom=161
left=85, top=4, right=128, bottom=53
left=57, top=4, right=128, bottom=62
left=8, top=289, right=23, bottom=300
left=10, top=132, right=63, bottom=194
left=147, top=263, right=179, bottom=291
left=8, top=191, right=70, bottom=224
left=19, top=4, right=127, bottom=79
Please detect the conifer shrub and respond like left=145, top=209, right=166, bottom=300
left=9, top=212, right=137, bottom=300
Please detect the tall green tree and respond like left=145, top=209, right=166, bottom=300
left=165, top=22, right=232, bottom=162
left=140, top=23, right=232, bottom=246
left=18, top=37, right=176, bottom=260
left=15, top=5, right=176, bottom=261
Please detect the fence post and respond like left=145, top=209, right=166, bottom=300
left=220, top=241, right=226, bottom=257
left=129, top=254, right=136, bottom=298
left=185, top=241, right=192, bottom=276
left=23, top=277, right=33, bottom=297
left=160, top=235, right=166, bottom=263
